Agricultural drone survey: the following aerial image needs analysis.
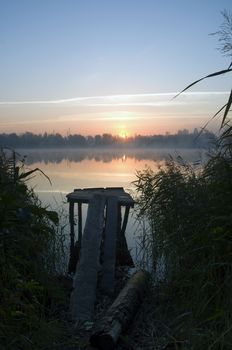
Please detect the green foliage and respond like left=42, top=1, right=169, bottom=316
left=0, top=149, right=69, bottom=349
left=135, top=149, right=231, bottom=347
left=135, top=147, right=232, bottom=348
left=134, top=13, right=232, bottom=348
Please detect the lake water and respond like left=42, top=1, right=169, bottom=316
left=18, top=148, right=205, bottom=266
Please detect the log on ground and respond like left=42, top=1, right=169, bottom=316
left=90, top=270, right=150, bottom=350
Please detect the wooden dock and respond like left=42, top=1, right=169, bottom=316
left=66, top=187, right=135, bottom=323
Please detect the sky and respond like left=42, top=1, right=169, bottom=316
left=0, top=0, right=231, bottom=136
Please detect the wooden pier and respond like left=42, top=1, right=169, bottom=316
left=66, top=187, right=135, bottom=323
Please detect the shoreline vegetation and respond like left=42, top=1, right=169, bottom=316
left=0, top=129, right=215, bottom=149
left=133, top=140, right=232, bottom=349
left=1, top=11, right=232, bottom=350
left=0, top=150, right=77, bottom=349
left=1, top=129, right=232, bottom=349
left=131, top=11, right=232, bottom=349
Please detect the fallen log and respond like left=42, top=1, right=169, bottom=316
left=90, top=270, right=150, bottom=350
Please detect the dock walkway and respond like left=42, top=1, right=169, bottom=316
left=66, top=187, right=135, bottom=323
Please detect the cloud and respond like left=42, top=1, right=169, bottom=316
left=0, top=91, right=229, bottom=107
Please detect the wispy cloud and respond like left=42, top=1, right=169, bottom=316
left=0, top=118, right=58, bottom=126
left=0, top=91, right=229, bottom=107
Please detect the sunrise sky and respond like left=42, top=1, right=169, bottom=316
left=0, top=0, right=231, bottom=136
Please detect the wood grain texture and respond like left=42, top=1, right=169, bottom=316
left=100, top=196, right=118, bottom=295
left=70, top=194, right=106, bottom=323
left=90, top=270, right=150, bottom=350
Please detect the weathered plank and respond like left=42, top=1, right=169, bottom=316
left=100, top=196, right=118, bottom=295
left=70, top=194, right=106, bottom=323
left=67, top=187, right=135, bottom=206
left=90, top=270, right=150, bottom=350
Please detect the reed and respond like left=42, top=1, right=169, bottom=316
left=0, top=149, right=72, bottom=349
left=134, top=146, right=232, bottom=348
left=134, top=12, right=232, bottom=348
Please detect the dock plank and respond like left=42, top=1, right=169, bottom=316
left=67, top=187, right=135, bottom=207
left=70, top=194, right=106, bottom=323
left=100, top=196, right=118, bottom=295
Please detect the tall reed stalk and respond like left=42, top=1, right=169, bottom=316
left=0, top=149, right=70, bottom=349
left=134, top=11, right=232, bottom=348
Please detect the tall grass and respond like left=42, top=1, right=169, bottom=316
left=0, top=149, right=70, bottom=349
left=134, top=144, right=232, bottom=348
left=133, top=12, right=232, bottom=348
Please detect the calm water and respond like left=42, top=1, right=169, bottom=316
left=18, top=148, right=205, bottom=263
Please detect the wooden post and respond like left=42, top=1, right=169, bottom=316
left=116, top=205, right=134, bottom=267
left=69, top=201, right=75, bottom=252
left=68, top=201, right=83, bottom=274
left=121, top=205, right=130, bottom=236
left=68, top=201, right=76, bottom=274
left=78, top=202, right=82, bottom=247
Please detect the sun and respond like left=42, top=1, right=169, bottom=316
left=119, top=131, right=128, bottom=139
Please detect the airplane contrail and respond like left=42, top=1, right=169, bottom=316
left=0, top=91, right=229, bottom=106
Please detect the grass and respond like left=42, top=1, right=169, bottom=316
left=0, top=149, right=77, bottom=349
left=134, top=144, right=232, bottom=349
left=133, top=12, right=232, bottom=348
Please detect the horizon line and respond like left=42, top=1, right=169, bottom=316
left=0, top=128, right=214, bottom=136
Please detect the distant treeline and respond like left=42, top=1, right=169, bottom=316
left=0, top=129, right=216, bottom=149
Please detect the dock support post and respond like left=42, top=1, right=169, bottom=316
left=116, top=205, right=134, bottom=267
left=121, top=205, right=130, bottom=236
left=78, top=202, right=82, bottom=247
left=69, top=201, right=75, bottom=256
left=68, top=201, right=77, bottom=274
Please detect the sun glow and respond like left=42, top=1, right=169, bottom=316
left=119, top=131, right=128, bottom=139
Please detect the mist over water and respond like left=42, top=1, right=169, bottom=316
left=18, top=148, right=207, bottom=262
left=20, top=147, right=206, bottom=165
